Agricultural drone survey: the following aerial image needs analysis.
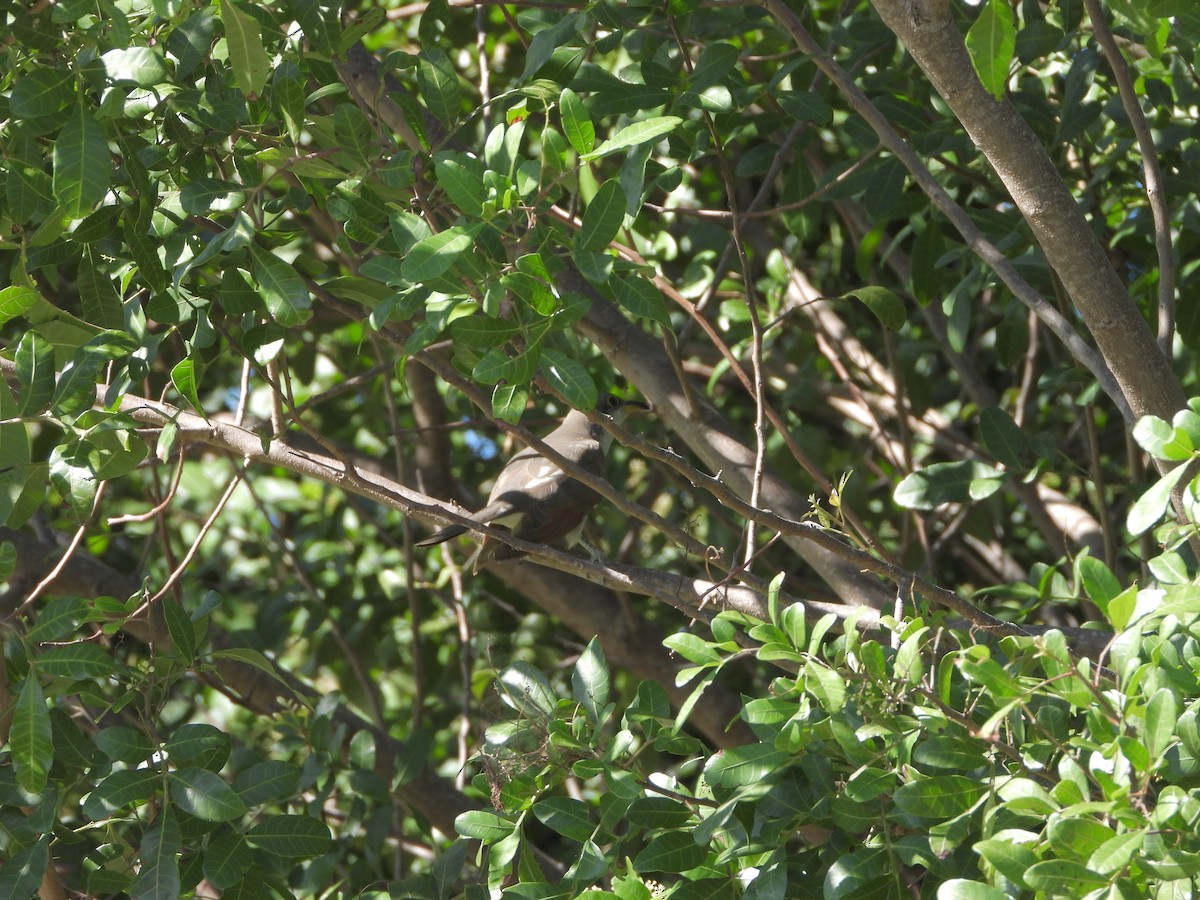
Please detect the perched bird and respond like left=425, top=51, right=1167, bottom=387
left=416, top=393, right=649, bottom=572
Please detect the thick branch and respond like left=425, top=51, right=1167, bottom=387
left=762, top=0, right=1139, bottom=423
left=855, top=0, right=1183, bottom=423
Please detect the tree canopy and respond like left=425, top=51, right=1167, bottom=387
left=3, top=0, right=1200, bottom=897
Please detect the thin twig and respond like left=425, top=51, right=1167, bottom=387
left=139, top=468, right=244, bottom=612
left=10, top=481, right=108, bottom=618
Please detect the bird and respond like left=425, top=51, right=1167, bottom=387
left=416, top=393, right=649, bottom=572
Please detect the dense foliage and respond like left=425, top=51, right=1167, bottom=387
left=3, top=0, right=1200, bottom=897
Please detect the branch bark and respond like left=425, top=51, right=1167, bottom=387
left=857, top=0, right=1184, bottom=424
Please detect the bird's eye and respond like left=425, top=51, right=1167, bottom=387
left=605, top=394, right=620, bottom=410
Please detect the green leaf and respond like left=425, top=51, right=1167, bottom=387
left=777, top=91, right=833, bottom=125
left=100, top=47, right=168, bottom=86
left=582, top=116, right=683, bottom=162
left=54, top=104, right=111, bottom=218
left=541, top=349, right=596, bottom=411
left=12, top=675, right=53, bottom=794
left=1087, top=831, right=1144, bottom=875
left=843, top=286, right=906, bottom=331
left=571, top=636, right=610, bottom=725
left=83, top=768, right=159, bottom=819
left=975, top=836, right=1037, bottom=887
left=16, top=330, right=55, bottom=416
left=170, top=358, right=205, bottom=415
left=633, top=831, right=707, bottom=875
left=455, top=810, right=515, bottom=841
left=935, top=880, right=1009, bottom=900
left=501, top=272, right=557, bottom=315
left=401, top=225, right=476, bottom=283
left=893, top=776, right=986, bottom=820
left=825, top=846, right=885, bottom=899
left=289, top=0, right=338, bottom=54
left=432, top=151, right=485, bottom=216
left=572, top=248, right=614, bottom=284
left=497, top=661, right=558, bottom=720
left=560, top=87, right=594, bottom=155
left=491, top=383, right=529, bottom=424
left=204, top=832, right=253, bottom=890
left=805, top=659, right=847, bottom=711
left=472, top=343, right=540, bottom=386
left=1174, top=408, right=1200, bottom=447
left=520, top=12, right=580, bottom=82
left=966, top=0, right=1015, bottom=100
left=165, top=724, right=231, bottom=771
left=1133, top=414, right=1193, bottom=461
left=11, top=68, right=73, bottom=117
left=180, top=177, right=247, bottom=214
left=38, top=643, right=120, bottom=679
left=1047, top=816, right=1116, bottom=861
left=691, top=42, right=739, bottom=91
left=0, top=285, right=41, bottom=326
left=1144, top=688, right=1179, bottom=759
left=626, top=796, right=694, bottom=829
left=246, top=815, right=333, bottom=857
left=704, top=744, right=790, bottom=788
left=233, top=761, right=301, bottom=806
left=893, top=460, right=1007, bottom=509
left=533, top=796, right=595, bottom=842
left=1127, top=463, right=1190, bottom=535
left=249, top=244, right=312, bottom=326
left=979, top=406, right=1030, bottom=468
left=130, top=808, right=181, bottom=900
left=0, top=838, right=49, bottom=899
left=96, top=726, right=154, bottom=763
left=910, top=223, right=946, bottom=307
left=220, top=0, right=271, bottom=97
left=1076, top=554, right=1121, bottom=607
left=662, top=632, right=721, bottom=666
left=417, top=48, right=461, bottom=122
left=1023, top=859, right=1108, bottom=893
left=448, top=315, right=519, bottom=350
left=170, top=768, right=248, bottom=822
left=575, top=178, right=625, bottom=252
left=607, top=275, right=670, bottom=328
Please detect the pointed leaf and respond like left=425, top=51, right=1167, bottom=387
left=843, top=286, right=906, bottom=331
left=54, top=104, right=110, bottom=218
left=966, top=0, right=1015, bottom=100
left=572, top=636, right=610, bottom=725
left=417, top=48, right=460, bottom=122
left=129, top=808, right=181, bottom=899
left=169, top=768, right=248, bottom=822
left=16, top=330, right=55, bottom=416
left=221, top=0, right=271, bottom=97
left=893, top=461, right=1007, bottom=510
left=582, top=116, right=683, bottom=162
left=246, top=815, right=333, bottom=857
left=249, top=244, right=311, bottom=326
left=560, top=87, right=594, bottom=155
left=541, top=349, right=596, bottom=411
left=401, top=225, right=476, bottom=283
left=1127, top=464, right=1190, bottom=535
left=575, top=178, right=624, bottom=252
left=12, top=675, right=53, bottom=793
left=979, top=406, right=1030, bottom=468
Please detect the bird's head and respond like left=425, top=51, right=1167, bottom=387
left=597, top=393, right=652, bottom=425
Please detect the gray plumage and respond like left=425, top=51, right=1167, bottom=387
left=417, top=394, right=647, bottom=570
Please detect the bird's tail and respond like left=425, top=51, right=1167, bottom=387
left=414, top=524, right=469, bottom=547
